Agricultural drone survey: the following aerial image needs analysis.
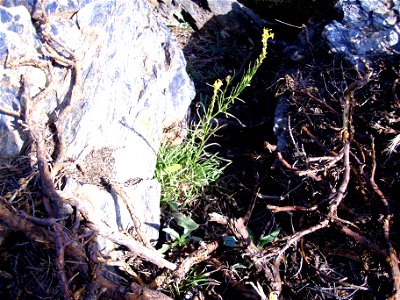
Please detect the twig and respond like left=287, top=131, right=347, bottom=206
left=299, top=89, right=339, bottom=115
left=301, top=126, right=339, bottom=156
left=267, top=204, right=318, bottom=213
left=173, top=241, right=219, bottom=283
left=328, top=142, right=350, bottom=216
left=103, top=229, right=177, bottom=270
left=39, top=0, right=80, bottom=177
left=370, top=137, right=400, bottom=299
left=21, top=77, right=63, bottom=217
left=0, top=105, right=21, bottom=118
left=62, top=194, right=176, bottom=270
left=0, top=202, right=86, bottom=259
left=297, top=152, right=343, bottom=176
left=243, top=186, right=260, bottom=225
left=88, top=238, right=173, bottom=300
left=276, top=151, right=321, bottom=180
left=273, top=219, right=330, bottom=265
left=274, top=18, right=302, bottom=29
left=6, top=172, right=37, bottom=204
left=106, top=180, right=153, bottom=249
left=334, top=222, right=386, bottom=256
left=21, top=74, right=71, bottom=299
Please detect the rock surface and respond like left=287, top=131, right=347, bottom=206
left=0, top=0, right=195, bottom=245
left=324, top=0, right=400, bottom=72
left=152, top=0, right=266, bottom=32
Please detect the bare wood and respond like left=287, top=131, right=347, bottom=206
left=0, top=105, right=20, bottom=118
left=329, top=142, right=350, bottom=216
left=63, top=194, right=176, bottom=270
left=267, top=204, right=318, bottom=213
left=108, top=181, right=154, bottom=249
left=173, top=241, right=219, bottom=282
left=370, top=138, right=400, bottom=299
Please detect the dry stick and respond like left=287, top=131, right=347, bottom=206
left=267, top=204, right=318, bottom=213
left=262, top=80, right=362, bottom=296
left=7, top=59, right=53, bottom=101
left=299, top=89, right=339, bottom=116
left=370, top=138, right=400, bottom=299
left=0, top=202, right=87, bottom=260
left=62, top=194, right=176, bottom=270
left=0, top=202, right=50, bottom=244
left=303, top=125, right=371, bottom=205
left=329, top=142, right=351, bottom=216
left=243, top=186, right=260, bottom=226
left=20, top=79, right=64, bottom=216
left=87, top=239, right=173, bottom=300
left=43, top=42, right=78, bottom=177
left=273, top=219, right=330, bottom=269
left=21, top=78, right=71, bottom=300
left=334, top=223, right=386, bottom=256
left=40, top=0, right=79, bottom=177
left=34, top=6, right=80, bottom=297
left=173, top=241, right=219, bottom=283
left=0, top=105, right=20, bottom=118
left=328, top=80, right=362, bottom=215
left=297, top=152, right=344, bottom=176
left=107, top=181, right=153, bottom=249
left=101, top=228, right=177, bottom=270
left=301, top=126, right=338, bottom=156
left=276, top=151, right=321, bottom=180
left=209, top=212, right=283, bottom=297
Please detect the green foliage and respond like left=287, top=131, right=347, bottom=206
left=158, top=213, right=200, bottom=253
left=155, top=29, right=274, bottom=208
left=170, top=267, right=220, bottom=299
left=258, top=228, right=280, bottom=248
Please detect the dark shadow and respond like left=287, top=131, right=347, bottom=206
left=173, top=1, right=341, bottom=297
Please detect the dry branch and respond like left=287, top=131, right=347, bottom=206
left=173, top=241, right=219, bottom=282
left=370, top=138, right=400, bottom=299
left=61, top=193, right=176, bottom=270
left=0, top=105, right=20, bottom=118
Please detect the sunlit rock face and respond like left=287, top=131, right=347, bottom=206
left=324, top=0, right=400, bottom=72
left=0, top=0, right=195, bottom=245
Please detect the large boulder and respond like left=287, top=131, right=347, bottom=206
left=0, top=0, right=195, bottom=245
left=324, top=0, right=400, bottom=72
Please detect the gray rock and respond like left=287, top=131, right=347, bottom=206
left=0, top=0, right=195, bottom=244
left=152, top=0, right=266, bottom=32
left=324, top=0, right=400, bottom=73
left=64, top=178, right=161, bottom=246
left=0, top=0, right=80, bottom=19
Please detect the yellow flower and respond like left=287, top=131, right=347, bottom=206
left=213, top=79, right=223, bottom=91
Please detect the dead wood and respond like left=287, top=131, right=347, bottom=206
left=173, top=241, right=219, bottom=283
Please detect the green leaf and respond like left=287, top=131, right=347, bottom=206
left=162, top=227, right=181, bottom=240
left=169, top=202, right=179, bottom=212
left=158, top=243, right=171, bottom=254
left=259, top=228, right=280, bottom=248
left=164, top=163, right=183, bottom=174
left=172, top=213, right=199, bottom=234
